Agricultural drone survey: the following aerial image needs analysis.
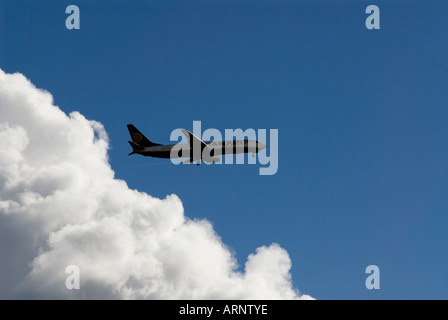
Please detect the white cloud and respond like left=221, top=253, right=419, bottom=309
left=0, top=69, right=313, bottom=300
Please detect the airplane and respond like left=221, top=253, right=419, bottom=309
left=127, top=124, right=267, bottom=165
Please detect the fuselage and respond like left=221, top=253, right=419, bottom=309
left=134, top=139, right=266, bottom=158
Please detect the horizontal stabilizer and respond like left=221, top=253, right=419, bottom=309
left=128, top=141, right=144, bottom=156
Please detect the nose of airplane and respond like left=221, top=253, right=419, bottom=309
left=257, top=141, right=267, bottom=151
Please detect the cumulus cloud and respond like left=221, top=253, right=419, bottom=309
left=0, top=69, right=313, bottom=299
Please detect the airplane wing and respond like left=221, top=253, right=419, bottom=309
left=181, top=129, right=208, bottom=149
left=181, top=129, right=208, bottom=165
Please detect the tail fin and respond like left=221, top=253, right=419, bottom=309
left=127, top=124, right=161, bottom=147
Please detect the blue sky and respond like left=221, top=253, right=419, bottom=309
left=1, top=0, right=447, bottom=299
